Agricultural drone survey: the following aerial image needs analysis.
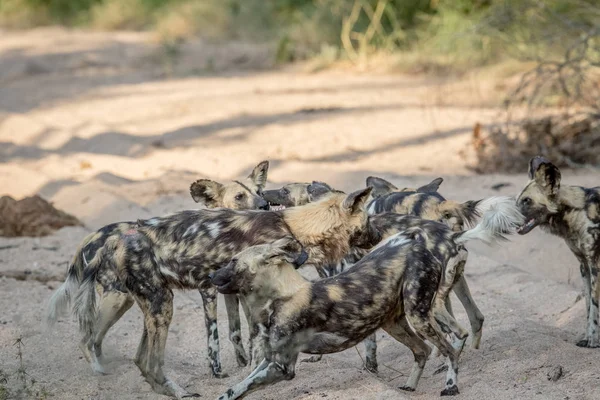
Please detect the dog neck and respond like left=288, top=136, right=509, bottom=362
left=557, top=185, right=586, bottom=210
left=246, top=265, right=310, bottom=324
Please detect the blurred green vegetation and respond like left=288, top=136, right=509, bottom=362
left=1, top=0, right=599, bottom=73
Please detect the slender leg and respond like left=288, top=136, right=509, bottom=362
left=453, top=275, right=485, bottom=349
left=89, top=291, right=135, bottom=374
left=363, top=332, right=378, bottom=373
left=578, top=261, right=600, bottom=348
left=217, top=354, right=299, bottom=400
left=137, top=290, right=200, bottom=399
left=134, top=320, right=149, bottom=369
left=224, top=294, right=249, bottom=367
left=199, top=286, right=227, bottom=377
left=382, top=317, right=431, bottom=392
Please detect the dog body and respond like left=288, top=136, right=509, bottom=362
left=517, top=156, right=600, bottom=347
left=58, top=188, right=372, bottom=398
left=47, top=161, right=271, bottom=377
left=212, top=232, right=465, bottom=400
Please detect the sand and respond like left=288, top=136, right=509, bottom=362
left=1, top=27, right=599, bottom=400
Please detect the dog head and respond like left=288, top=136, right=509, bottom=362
left=515, top=156, right=562, bottom=234
left=434, top=199, right=481, bottom=232
left=366, top=176, right=444, bottom=199
left=210, top=237, right=307, bottom=295
left=189, top=161, right=270, bottom=210
left=262, top=181, right=335, bottom=210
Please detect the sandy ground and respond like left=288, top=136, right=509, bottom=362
left=1, top=28, right=600, bottom=400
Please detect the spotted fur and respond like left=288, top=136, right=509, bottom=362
left=211, top=230, right=466, bottom=399
left=47, top=161, right=271, bottom=377
left=59, top=188, right=372, bottom=398
left=516, top=156, right=600, bottom=348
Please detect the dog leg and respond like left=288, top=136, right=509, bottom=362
left=142, top=290, right=200, bottom=399
left=134, top=320, right=149, bottom=369
left=90, top=291, right=135, bottom=374
left=382, top=317, right=431, bottom=392
left=453, top=275, right=485, bottom=349
left=363, top=332, right=378, bottom=373
left=217, top=355, right=298, bottom=400
left=578, top=261, right=600, bottom=348
left=406, top=311, right=460, bottom=396
left=224, top=294, right=249, bottom=367
left=199, top=286, right=227, bottom=378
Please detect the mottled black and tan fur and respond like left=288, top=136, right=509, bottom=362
left=60, top=188, right=373, bottom=398
left=211, top=230, right=467, bottom=400
left=366, top=175, right=444, bottom=199
left=47, top=161, right=271, bottom=377
left=516, top=156, right=600, bottom=348
left=268, top=178, right=522, bottom=370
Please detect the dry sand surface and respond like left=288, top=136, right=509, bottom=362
left=1, top=28, right=600, bottom=400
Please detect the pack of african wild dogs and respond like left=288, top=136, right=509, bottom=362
left=46, top=155, right=600, bottom=399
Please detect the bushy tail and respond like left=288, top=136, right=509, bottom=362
left=72, top=236, right=119, bottom=338
left=453, top=196, right=524, bottom=246
left=46, top=232, right=97, bottom=327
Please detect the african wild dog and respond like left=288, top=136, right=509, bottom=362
left=267, top=178, right=520, bottom=371
left=47, top=161, right=271, bottom=377
left=211, top=231, right=462, bottom=399
left=366, top=175, right=444, bottom=199
left=61, top=188, right=373, bottom=398
left=516, top=156, right=600, bottom=348
left=364, top=177, right=492, bottom=355
left=211, top=199, right=522, bottom=400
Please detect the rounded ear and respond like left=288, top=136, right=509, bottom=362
left=416, top=177, right=443, bottom=193
left=366, top=176, right=398, bottom=198
left=307, top=181, right=334, bottom=202
left=249, top=161, right=269, bottom=189
left=190, top=179, right=223, bottom=207
left=529, top=156, right=561, bottom=195
left=343, top=187, right=373, bottom=215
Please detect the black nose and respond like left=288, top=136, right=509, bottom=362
left=208, top=272, right=215, bottom=281
left=259, top=202, right=269, bottom=210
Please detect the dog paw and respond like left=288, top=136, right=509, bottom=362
left=576, top=339, right=600, bottom=348
left=433, top=364, right=448, bottom=375
left=440, top=385, right=460, bottom=396
left=182, top=393, right=201, bottom=398
left=399, top=385, right=416, bottom=392
left=301, top=355, right=323, bottom=363
left=364, top=361, right=378, bottom=374
left=236, top=354, right=249, bottom=367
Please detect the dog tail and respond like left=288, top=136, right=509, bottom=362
left=46, top=232, right=97, bottom=327
left=453, top=196, right=524, bottom=246
left=72, top=236, right=118, bottom=338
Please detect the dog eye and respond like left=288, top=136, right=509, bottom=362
left=443, top=212, right=452, bottom=219
left=521, top=197, right=531, bottom=205
left=281, top=188, right=289, bottom=195
left=235, top=193, right=245, bottom=201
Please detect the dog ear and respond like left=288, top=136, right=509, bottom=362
left=416, top=177, right=443, bottom=193
left=529, top=156, right=561, bottom=195
left=307, top=181, right=334, bottom=202
left=343, top=187, right=373, bottom=215
left=459, top=199, right=482, bottom=227
left=270, top=237, right=308, bottom=268
left=249, top=160, right=269, bottom=189
left=190, top=179, right=223, bottom=207
left=366, top=176, right=398, bottom=198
